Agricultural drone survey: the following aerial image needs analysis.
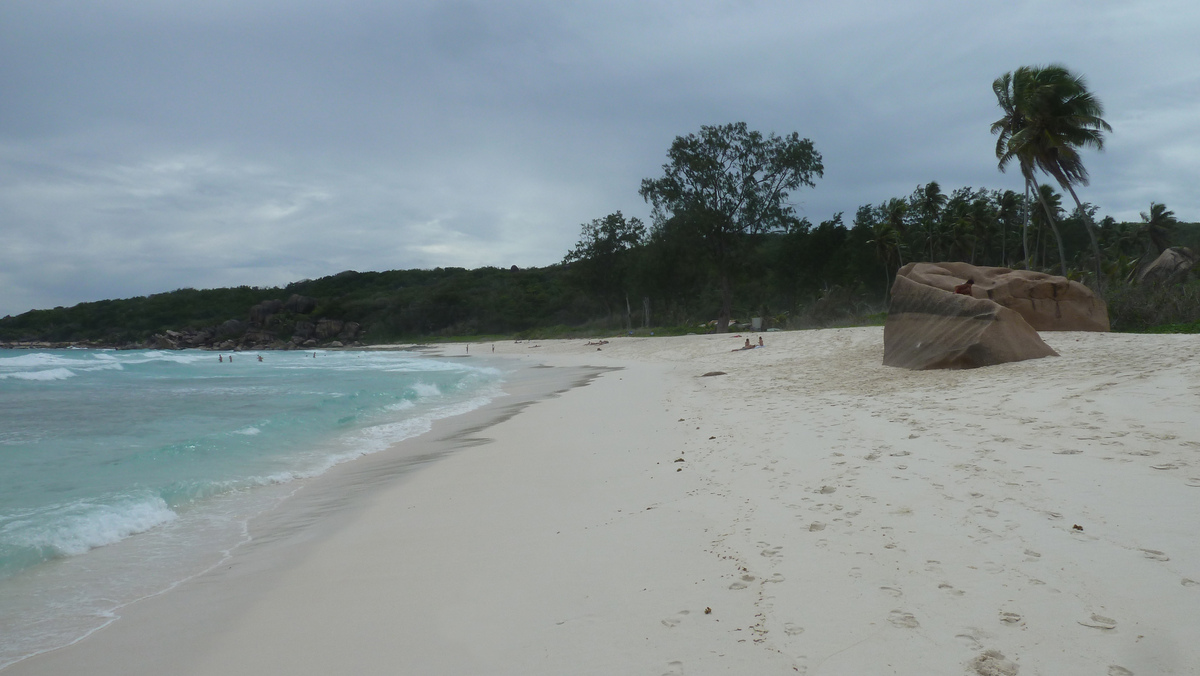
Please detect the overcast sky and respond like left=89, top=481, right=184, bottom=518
left=2, top=0, right=1198, bottom=316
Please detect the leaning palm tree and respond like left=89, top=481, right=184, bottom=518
left=992, top=65, right=1111, bottom=282
left=991, top=68, right=1044, bottom=271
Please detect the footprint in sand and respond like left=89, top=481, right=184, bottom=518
left=879, top=586, right=903, bottom=597
left=1108, top=667, right=1133, bottom=676
left=661, top=610, right=690, bottom=628
left=998, top=611, right=1024, bottom=626
left=1140, top=549, right=1170, bottom=561
left=761, top=545, right=783, bottom=558
left=729, top=574, right=755, bottom=590
left=1151, top=463, right=1179, bottom=470
left=1182, top=578, right=1199, bottom=587
left=1185, top=478, right=1200, bottom=488
left=818, top=485, right=837, bottom=494
left=939, top=582, right=966, bottom=596
left=808, top=521, right=826, bottom=532
left=955, top=632, right=984, bottom=650
left=970, top=650, right=1019, bottom=676
left=662, top=660, right=685, bottom=675
left=1079, top=614, right=1117, bottom=630
left=887, top=610, right=920, bottom=628
left=783, top=622, right=805, bottom=636
left=1054, top=449, right=1083, bottom=455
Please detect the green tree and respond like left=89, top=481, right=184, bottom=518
left=1138, top=202, right=1176, bottom=257
left=909, top=181, right=947, bottom=261
left=992, top=64, right=1111, bottom=280
left=639, top=122, right=823, bottom=331
left=993, top=189, right=1024, bottom=267
left=563, top=211, right=647, bottom=324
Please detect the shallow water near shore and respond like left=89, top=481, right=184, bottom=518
left=0, top=348, right=506, bottom=668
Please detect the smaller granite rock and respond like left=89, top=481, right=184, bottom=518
left=1138, top=247, right=1197, bottom=285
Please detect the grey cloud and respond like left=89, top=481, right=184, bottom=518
left=2, top=0, right=1199, bottom=315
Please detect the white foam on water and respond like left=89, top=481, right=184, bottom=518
left=410, top=381, right=442, bottom=398
left=1, top=494, right=178, bottom=558
left=0, top=367, right=77, bottom=381
left=233, top=427, right=261, bottom=436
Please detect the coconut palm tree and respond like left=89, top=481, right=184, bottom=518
left=868, top=220, right=902, bottom=295
left=910, top=182, right=947, bottom=261
left=991, top=68, right=1044, bottom=271
left=992, top=65, right=1111, bottom=282
left=1139, top=202, right=1176, bottom=257
left=993, top=189, right=1023, bottom=267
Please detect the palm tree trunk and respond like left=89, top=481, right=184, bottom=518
left=1062, top=182, right=1105, bottom=291
left=1031, top=177, right=1069, bottom=276
left=1022, top=180, right=1031, bottom=269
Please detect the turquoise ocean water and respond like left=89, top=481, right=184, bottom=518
left=0, top=348, right=504, bottom=668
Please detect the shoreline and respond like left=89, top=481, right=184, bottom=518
left=1, top=353, right=602, bottom=674
left=7, top=328, right=1200, bottom=675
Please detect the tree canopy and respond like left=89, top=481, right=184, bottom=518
left=992, top=64, right=1111, bottom=280
left=639, top=122, right=823, bottom=331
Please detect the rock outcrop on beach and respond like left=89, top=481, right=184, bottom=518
left=884, top=268, right=1059, bottom=370
left=1137, top=247, right=1197, bottom=285
left=897, top=262, right=1109, bottom=332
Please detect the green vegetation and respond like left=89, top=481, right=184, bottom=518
left=3, top=97, right=1198, bottom=345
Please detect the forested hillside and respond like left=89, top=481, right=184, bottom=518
left=5, top=116, right=1199, bottom=346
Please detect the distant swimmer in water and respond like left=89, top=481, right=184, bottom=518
left=954, top=278, right=975, bottom=295
left=219, top=355, right=223, bottom=362
left=257, top=355, right=263, bottom=362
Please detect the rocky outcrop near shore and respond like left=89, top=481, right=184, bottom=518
left=896, top=262, right=1109, bottom=332
left=884, top=266, right=1060, bottom=370
left=110, top=293, right=363, bottom=351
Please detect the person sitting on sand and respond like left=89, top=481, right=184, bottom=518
left=758, top=336, right=764, bottom=347
left=954, top=278, right=975, bottom=295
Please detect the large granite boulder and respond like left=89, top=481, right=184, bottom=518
left=1137, top=247, right=1197, bottom=285
left=248, top=299, right=284, bottom=325
left=897, top=262, right=1108, bottom=332
left=885, top=274, right=1058, bottom=369
left=283, top=294, right=318, bottom=314
left=315, top=319, right=344, bottom=340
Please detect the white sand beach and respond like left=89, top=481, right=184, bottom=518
left=8, top=328, right=1199, bottom=675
